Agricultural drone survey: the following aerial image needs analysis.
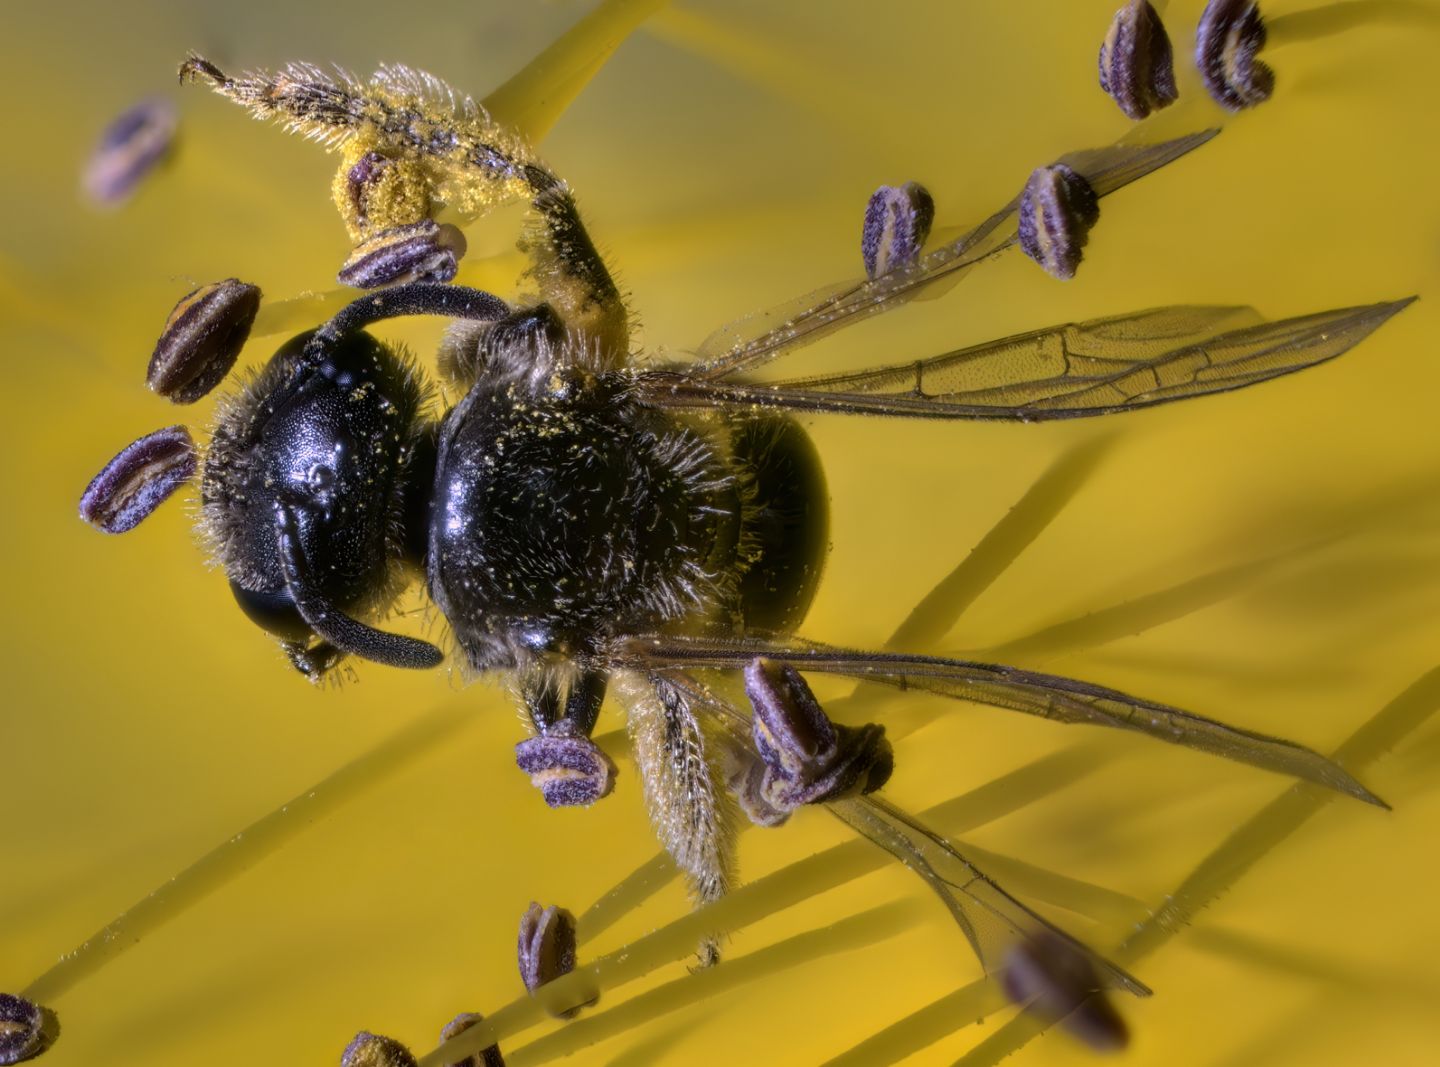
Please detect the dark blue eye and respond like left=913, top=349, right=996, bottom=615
left=228, top=580, right=310, bottom=644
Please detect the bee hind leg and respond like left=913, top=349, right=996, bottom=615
left=616, top=670, right=739, bottom=964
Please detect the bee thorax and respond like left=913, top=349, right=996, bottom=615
left=428, top=371, right=736, bottom=667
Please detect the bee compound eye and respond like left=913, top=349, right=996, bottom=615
left=228, top=580, right=313, bottom=644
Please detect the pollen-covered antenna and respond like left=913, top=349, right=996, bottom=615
left=273, top=503, right=443, bottom=670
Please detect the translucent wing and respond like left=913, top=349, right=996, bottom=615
left=692, top=132, right=1218, bottom=380
left=655, top=671, right=1148, bottom=995
left=640, top=299, right=1414, bottom=420
left=610, top=636, right=1387, bottom=807
left=829, top=794, right=1150, bottom=997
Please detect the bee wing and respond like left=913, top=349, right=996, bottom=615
left=611, top=637, right=1387, bottom=808
left=650, top=670, right=1147, bottom=994
left=828, top=794, right=1151, bottom=997
left=691, top=131, right=1218, bottom=380
left=641, top=299, right=1414, bottom=420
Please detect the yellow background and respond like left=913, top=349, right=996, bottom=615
left=3, top=1, right=1440, bottom=1064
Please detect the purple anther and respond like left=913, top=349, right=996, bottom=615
left=147, top=278, right=261, bottom=403
left=438, top=1013, right=505, bottom=1067
left=1018, top=164, right=1100, bottom=281
left=517, top=902, right=588, bottom=1017
left=764, top=721, right=894, bottom=812
left=514, top=722, right=616, bottom=808
left=340, top=1031, right=418, bottom=1067
left=337, top=220, right=468, bottom=290
left=1099, top=1, right=1178, bottom=120
left=346, top=151, right=392, bottom=226
left=1002, top=932, right=1128, bottom=1052
left=732, top=757, right=792, bottom=828
left=861, top=181, right=934, bottom=280
left=1196, top=0, right=1274, bottom=111
left=82, top=97, right=178, bottom=206
left=0, top=993, right=45, bottom=1065
left=745, top=659, right=836, bottom=778
left=737, top=659, right=894, bottom=827
left=79, top=425, right=196, bottom=534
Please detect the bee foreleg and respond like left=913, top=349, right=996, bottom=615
left=522, top=183, right=630, bottom=363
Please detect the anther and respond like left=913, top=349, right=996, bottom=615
left=1098, top=1, right=1178, bottom=120
left=514, top=720, right=616, bottom=808
left=438, top=1013, right=505, bottom=1067
left=147, top=279, right=261, bottom=403
left=337, top=220, right=468, bottom=290
left=82, top=97, right=178, bottom=206
left=341, top=1032, right=418, bottom=1067
left=79, top=425, right=197, bottom=534
left=737, top=659, right=893, bottom=827
left=1017, top=164, right=1100, bottom=281
left=1196, top=0, right=1274, bottom=111
left=345, top=152, right=393, bottom=227
left=0, top=993, right=46, bottom=1065
left=518, top=903, right=590, bottom=1018
left=1001, top=932, right=1128, bottom=1052
left=861, top=182, right=934, bottom=280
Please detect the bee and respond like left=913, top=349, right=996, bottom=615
left=79, top=55, right=1410, bottom=1045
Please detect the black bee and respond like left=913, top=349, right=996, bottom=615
left=81, top=56, right=1412, bottom=1042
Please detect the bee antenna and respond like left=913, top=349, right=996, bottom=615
left=274, top=503, right=443, bottom=670
left=308, top=283, right=510, bottom=358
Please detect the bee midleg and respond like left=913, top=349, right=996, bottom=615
left=523, top=182, right=630, bottom=363
left=617, top=669, right=737, bottom=959
left=521, top=661, right=608, bottom=738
